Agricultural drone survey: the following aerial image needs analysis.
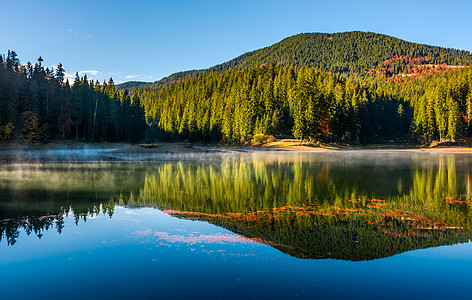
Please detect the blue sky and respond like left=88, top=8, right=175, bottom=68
left=2, top=0, right=472, bottom=84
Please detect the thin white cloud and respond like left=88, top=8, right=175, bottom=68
left=125, top=74, right=141, bottom=79
left=78, top=70, right=100, bottom=76
left=131, top=230, right=254, bottom=245
left=63, top=72, right=76, bottom=84
left=68, top=29, right=78, bottom=35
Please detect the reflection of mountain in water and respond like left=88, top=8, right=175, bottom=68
left=136, top=154, right=472, bottom=261
left=163, top=205, right=471, bottom=261
left=2, top=153, right=472, bottom=261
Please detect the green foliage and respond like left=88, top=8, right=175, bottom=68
left=0, top=122, right=13, bottom=140
left=251, top=133, right=275, bottom=145
left=21, top=111, right=40, bottom=140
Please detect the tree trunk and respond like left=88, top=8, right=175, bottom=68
left=92, top=94, right=98, bottom=141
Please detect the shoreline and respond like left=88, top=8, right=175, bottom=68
left=100, top=142, right=472, bottom=154
left=2, top=140, right=472, bottom=154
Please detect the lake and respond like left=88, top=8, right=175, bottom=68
left=1, top=147, right=472, bottom=299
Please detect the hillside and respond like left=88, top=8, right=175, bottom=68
left=121, top=31, right=472, bottom=89
left=116, top=81, right=149, bottom=90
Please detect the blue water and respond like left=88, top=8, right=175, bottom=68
left=1, top=206, right=471, bottom=300
left=1, top=149, right=472, bottom=299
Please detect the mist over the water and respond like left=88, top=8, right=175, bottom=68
left=0, top=145, right=124, bottom=163
left=2, top=145, right=471, bottom=167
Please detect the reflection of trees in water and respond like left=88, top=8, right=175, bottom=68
left=404, top=155, right=472, bottom=229
left=137, top=154, right=472, bottom=227
left=133, top=154, right=472, bottom=260
left=2, top=154, right=472, bottom=260
left=164, top=208, right=471, bottom=261
left=0, top=201, right=117, bottom=245
left=1, top=214, right=64, bottom=246
left=0, top=163, right=144, bottom=245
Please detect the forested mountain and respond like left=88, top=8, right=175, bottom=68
left=116, top=81, right=150, bottom=90
left=2, top=31, right=472, bottom=144
left=0, top=51, right=146, bottom=142
left=127, top=31, right=472, bottom=89
left=133, top=63, right=472, bottom=144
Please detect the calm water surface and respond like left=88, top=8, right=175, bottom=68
left=1, top=148, right=472, bottom=299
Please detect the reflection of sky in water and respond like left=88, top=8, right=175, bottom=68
left=1, top=206, right=472, bottom=300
